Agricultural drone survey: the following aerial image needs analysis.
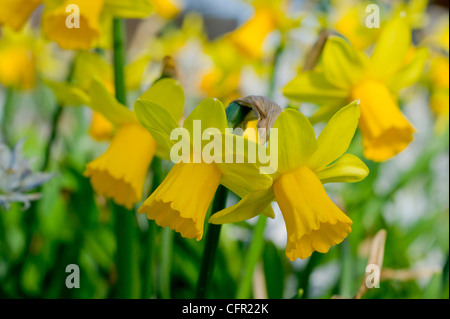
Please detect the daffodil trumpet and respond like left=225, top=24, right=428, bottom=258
left=134, top=97, right=275, bottom=241
left=84, top=77, right=185, bottom=209
left=210, top=101, right=369, bottom=260
left=283, top=16, right=429, bottom=162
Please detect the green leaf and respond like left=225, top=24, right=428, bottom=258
left=263, top=242, right=285, bottom=299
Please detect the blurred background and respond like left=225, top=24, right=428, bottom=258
left=0, top=0, right=448, bottom=299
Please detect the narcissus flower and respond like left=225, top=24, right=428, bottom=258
left=283, top=17, right=429, bottom=162
left=227, top=0, right=298, bottom=60
left=0, top=28, right=40, bottom=90
left=210, top=102, right=369, bottom=260
left=0, top=0, right=42, bottom=31
left=423, top=15, right=449, bottom=123
left=149, top=0, right=182, bottom=19
left=84, top=78, right=184, bottom=209
left=44, top=51, right=151, bottom=141
left=42, top=0, right=153, bottom=50
left=134, top=97, right=274, bottom=240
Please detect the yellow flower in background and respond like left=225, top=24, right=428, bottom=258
left=0, top=0, right=42, bottom=31
left=423, top=15, right=449, bottom=122
left=228, top=5, right=278, bottom=60
left=84, top=78, right=185, bottom=209
left=42, top=0, right=153, bottom=50
left=149, top=0, right=182, bottom=19
left=0, top=28, right=39, bottom=90
left=134, top=97, right=274, bottom=240
left=331, top=0, right=428, bottom=51
left=88, top=110, right=115, bottom=141
left=284, top=16, right=429, bottom=162
left=332, top=0, right=380, bottom=51
left=44, top=50, right=152, bottom=141
left=210, top=102, right=368, bottom=260
left=429, top=56, right=449, bottom=117
left=200, top=66, right=241, bottom=104
left=227, top=0, right=298, bottom=60
left=200, top=39, right=243, bottom=103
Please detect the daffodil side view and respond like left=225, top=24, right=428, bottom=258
left=134, top=95, right=274, bottom=241
left=284, top=16, right=429, bottom=162
left=210, top=102, right=369, bottom=260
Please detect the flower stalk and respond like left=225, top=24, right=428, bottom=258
left=112, top=18, right=139, bottom=299
left=195, top=185, right=228, bottom=299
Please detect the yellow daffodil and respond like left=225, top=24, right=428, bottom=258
left=284, top=16, right=429, bottom=162
left=331, top=0, right=380, bottom=50
left=227, top=0, right=297, bottom=60
left=41, top=0, right=153, bottom=50
left=149, top=0, right=182, bottom=19
left=84, top=77, right=184, bottom=209
left=134, top=97, right=274, bottom=240
left=0, top=28, right=40, bottom=90
left=200, top=40, right=244, bottom=103
left=0, top=0, right=42, bottom=31
left=44, top=51, right=151, bottom=140
left=210, top=102, right=369, bottom=260
left=331, top=0, right=428, bottom=51
left=423, top=15, right=449, bottom=123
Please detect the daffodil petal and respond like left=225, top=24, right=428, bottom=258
left=139, top=78, right=185, bottom=121
left=369, top=16, right=411, bottom=80
left=315, top=154, right=369, bottom=184
left=282, top=71, right=349, bottom=103
left=273, top=109, right=318, bottom=174
left=308, top=101, right=361, bottom=171
left=322, top=36, right=367, bottom=89
left=103, top=0, right=153, bottom=18
left=209, top=188, right=275, bottom=224
left=387, top=47, right=429, bottom=92
left=44, top=80, right=90, bottom=106
left=88, top=78, right=136, bottom=126
left=134, top=100, right=180, bottom=160
left=125, top=53, right=151, bottom=91
left=183, top=98, right=227, bottom=137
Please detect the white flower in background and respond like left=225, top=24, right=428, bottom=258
left=0, top=140, right=54, bottom=210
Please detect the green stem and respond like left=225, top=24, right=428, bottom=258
left=195, top=185, right=228, bottom=299
left=160, top=227, right=174, bottom=299
left=41, top=105, right=63, bottom=171
left=236, top=215, right=267, bottom=299
left=296, top=252, right=321, bottom=299
left=112, top=18, right=138, bottom=299
left=113, top=18, right=127, bottom=106
left=267, top=41, right=284, bottom=100
left=339, top=238, right=353, bottom=297
left=1, top=88, right=15, bottom=145
left=142, top=158, right=162, bottom=299
left=114, top=204, right=139, bottom=298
